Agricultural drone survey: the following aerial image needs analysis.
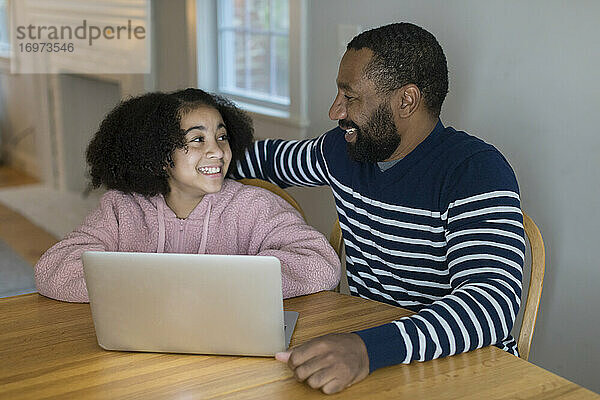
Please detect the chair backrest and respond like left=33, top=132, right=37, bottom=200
left=329, top=218, right=343, bottom=258
left=237, top=178, right=306, bottom=221
left=328, top=210, right=545, bottom=360
left=518, top=211, right=545, bottom=360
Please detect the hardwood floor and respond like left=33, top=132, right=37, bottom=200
left=0, top=166, right=58, bottom=266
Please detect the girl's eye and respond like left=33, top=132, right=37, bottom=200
left=218, top=134, right=229, bottom=141
left=189, top=136, right=204, bottom=143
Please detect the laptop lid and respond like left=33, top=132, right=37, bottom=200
left=82, top=251, right=297, bottom=356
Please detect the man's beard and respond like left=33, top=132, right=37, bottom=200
left=345, top=102, right=400, bottom=163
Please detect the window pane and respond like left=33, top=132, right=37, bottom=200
left=248, top=33, right=270, bottom=94
left=218, top=0, right=245, bottom=28
left=219, top=30, right=247, bottom=91
left=248, top=0, right=269, bottom=30
left=234, top=32, right=247, bottom=90
left=274, top=36, right=289, bottom=98
left=233, top=0, right=246, bottom=27
left=271, top=0, right=289, bottom=32
left=216, top=0, right=290, bottom=106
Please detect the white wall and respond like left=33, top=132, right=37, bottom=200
left=154, top=0, right=197, bottom=91
left=303, top=0, right=600, bottom=393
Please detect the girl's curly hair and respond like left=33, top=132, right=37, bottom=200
left=86, top=89, right=254, bottom=196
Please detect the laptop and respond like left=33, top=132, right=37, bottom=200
left=82, top=251, right=298, bottom=356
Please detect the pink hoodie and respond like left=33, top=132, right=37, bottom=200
left=34, top=179, right=341, bottom=302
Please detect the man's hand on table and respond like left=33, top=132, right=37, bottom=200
left=275, top=333, right=370, bottom=394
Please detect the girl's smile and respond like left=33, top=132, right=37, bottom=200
left=165, top=106, right=232, bottom=218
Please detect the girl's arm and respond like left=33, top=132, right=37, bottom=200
left=244, top=190, right=341, bottom=299
left=34, top=193, right=120, bottom=302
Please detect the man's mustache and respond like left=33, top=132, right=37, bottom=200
left=338, top=120, right=360, bottom=131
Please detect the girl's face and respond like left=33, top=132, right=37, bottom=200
left=167, top=106, right=232, bottom=201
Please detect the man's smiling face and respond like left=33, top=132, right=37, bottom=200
left=328, top=48, right=401, bottom=163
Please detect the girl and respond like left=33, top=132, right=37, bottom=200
left=35, top=89, right=340, bottom=302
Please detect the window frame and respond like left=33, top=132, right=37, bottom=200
left=195, top=0, right=308, bottom=128
left=217, top=0, right=290, bottom=108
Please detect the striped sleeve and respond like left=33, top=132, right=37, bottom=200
left=355, top=150, right=525, bottom=370
left=233, top=135, right=331, bottom=188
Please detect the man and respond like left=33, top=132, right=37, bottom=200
left=234, top=22, right=525, bottom=394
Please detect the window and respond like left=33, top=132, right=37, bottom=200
left=217, top=0, right=289, bottom=109
left=196, top=0, right=307, bottom=126
left=0, top=0, right=9, bottom=55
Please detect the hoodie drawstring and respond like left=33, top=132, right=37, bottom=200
left=198, top=202, right=211, bottom=254
left=157, top=200, right=166, bottom=253
left=157, top=196, right=211, bottom=254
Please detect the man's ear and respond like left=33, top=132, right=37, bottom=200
left=391, top=84, right=421, bottom=118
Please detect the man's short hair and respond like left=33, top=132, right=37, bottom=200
left=348, top=22, right=449, bottom=117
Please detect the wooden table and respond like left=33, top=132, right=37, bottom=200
left=1, top=292, right=597, bottom=399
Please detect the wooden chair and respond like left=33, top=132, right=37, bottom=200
left=518, top=212, right=545, bottom=360
left=329, top=218, right=343, bottom=258
left=237, top=178, right=306, bottom=221
left=328, top=211, right=545, bottom=360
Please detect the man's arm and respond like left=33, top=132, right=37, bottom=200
left=233, top=134, right=331, bottom=188
left=355, top=150, right=524, bottom=369
left=276, top=150, right=525, bottom=393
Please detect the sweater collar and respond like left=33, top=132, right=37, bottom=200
left=374, top=119, right=445, bottom=175
left=398, top=119, right=445, bottom=164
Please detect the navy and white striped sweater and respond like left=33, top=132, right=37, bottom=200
left=235, top=120, right=525, bottom=371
